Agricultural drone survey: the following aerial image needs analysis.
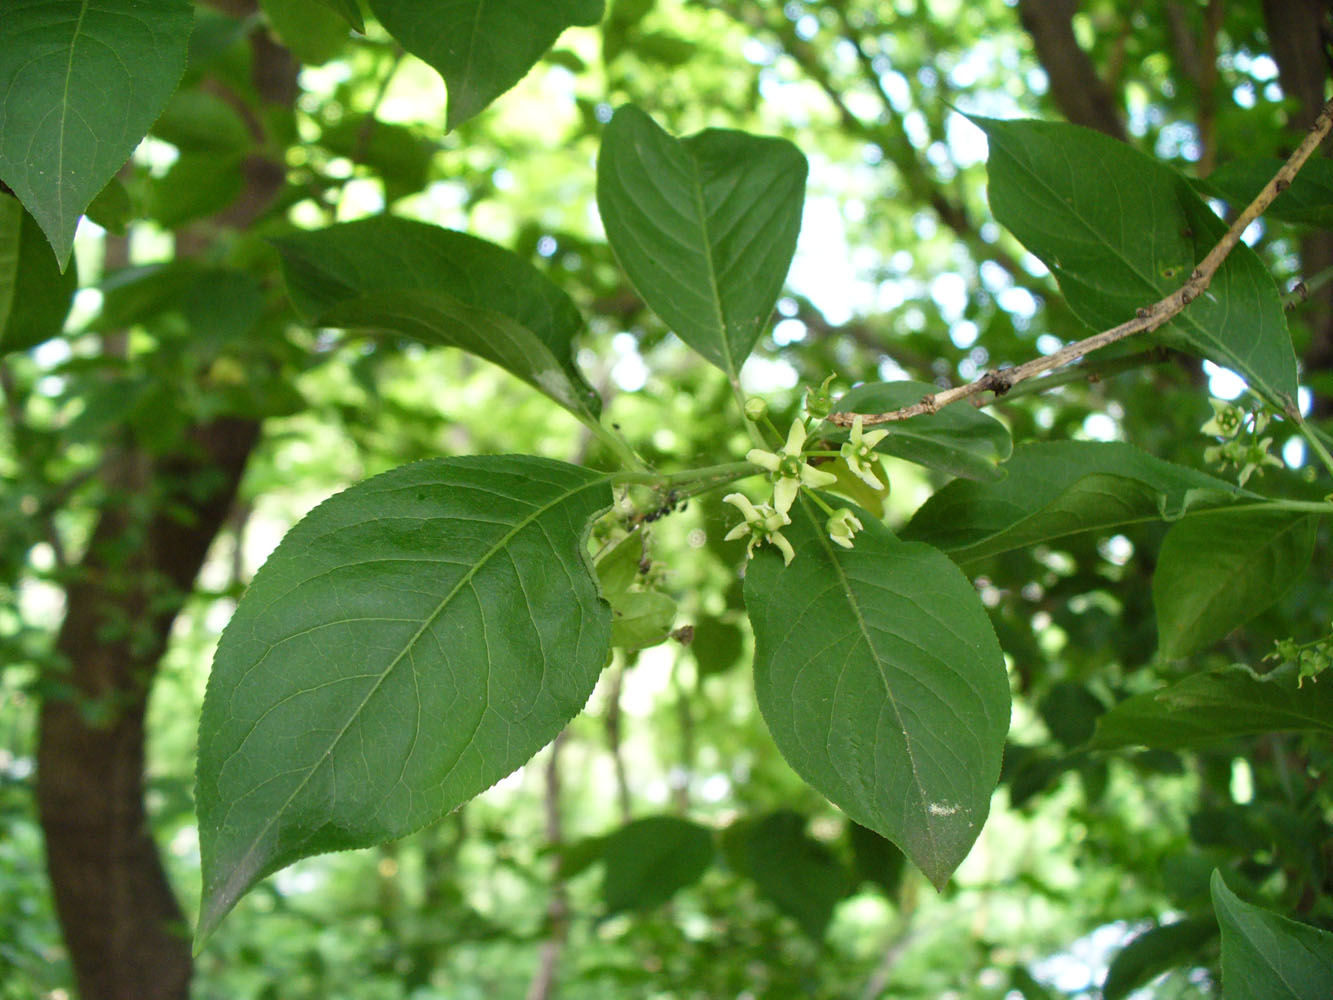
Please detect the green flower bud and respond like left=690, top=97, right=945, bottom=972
left=744, top=396, right=769, bottom=421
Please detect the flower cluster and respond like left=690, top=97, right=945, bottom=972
left=724, top=373, right=903, bottom=561
left=1201, top=398, right=1281, bottom=486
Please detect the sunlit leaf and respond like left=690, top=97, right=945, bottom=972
left=273, top=216, right=602, bottom=419
left=1212, top=871, right=1333, bottom=999
left=1154, top=509, right=1316, bottom=658
left=368, top=0, right=604, bottom=130
left=597, top=105, right=807, bottom=377
left=745, top=496, right=1009, bottom=888
left=903, top=441, right=1248, bottom=564
left=196, top=456, right=613, bottom=943
left=0, top=0, right=194, bottom=267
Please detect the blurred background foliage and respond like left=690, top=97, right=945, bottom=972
left=2, top=0, right=1331, bottom=997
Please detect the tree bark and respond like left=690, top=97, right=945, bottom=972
left=1263, top=0, right=1333, bottom=414
left=1017, top=0, right=1128, bottom=140
left=34, top=4, right=296, bottom=996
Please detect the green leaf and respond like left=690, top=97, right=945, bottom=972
left=848, top=821, right=905, bottom=898
left=745, top=496, right=1010, bottom=889
left=903, top=441, right=1247, bottom=565
left=976, top=117, right=1298, bottom=412
left=722, top=811, right=849, bottom=939
left=1154, top=509, right=1316, bottom=658
left=84, top=177, right=132, bottom=234
left=319, top=115, right=436, bottom=203
left=0, top=0, right=194, bottom=267
left=601, top=816, right=714, bottom=914
left=597, top=105, right=808, bottom=377
left=152, top=89, right=254, bottom=154
left=1102, top=918, right=1217, bottom=1000
left=146, top=152, right=245, bottom=230
left=1201, top=157, right=1333, bottom=229
left=595, top=532, right=676, bottom=651
left=0, top=194, right=77, bottom=353
left=259, top=0, right=351, bottom=66
left=1090, top=664, right=1333, bottom=751
left=310, top=0, right=364, bottom=33
left=1212, top=871, right=1333, bottom=999
left=834, top=380, right=1013, bottom=481
left=367, top=0, right=604, bottom=130
left=690, top=616, right=744, bottom=679
left=195, top=456, right=613, bottom=943
left=273, top=216, right=601, bottom=419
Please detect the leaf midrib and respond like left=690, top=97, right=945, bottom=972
left=793, top=496, right=941, bottom=858
left=220, top=469, right=610, bottom=882
left=683, top=149, right=737, bottom=380
left=57, top=0, right=93, bottom=234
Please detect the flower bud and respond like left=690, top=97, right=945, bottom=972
left=744, top=396, right=769, bottom=421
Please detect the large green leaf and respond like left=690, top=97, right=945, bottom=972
left=721, top=811, right=849, bottom=939
left=834, top=380, right=1013, bottom=481
left=0, top=193, right=77, bottom=352
left=977, top=117, right=1298, bottom=412
left=1102, top=918, right=1217, bottom=1000
left=745, top=496, right=1010, bottom=889
left=259, top=0, right=350, bottom=66
left=0, top=0, right=194, bottom=267
left=597, top=105, right=808, bottom=377
left=902, top=441, right=1247, bottom=564
left=1212, top=871, right=1333, bottom=999
left=1202, top=157, right=1333, bottom=229
left=195, top=456, right=613, bottom=943
left=310, top=0, right=364, bottom=32
left=1090, top=664, right=1333, bottom=751
left=601, top=816, right=714, bottom=914
left=1154, top=509, right=1317, bottom=658
left=367, top=0, right=604, bottom=130
left=273, top=216, right=601, bottom=419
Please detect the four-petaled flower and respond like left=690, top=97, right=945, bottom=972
left=840, top=415, right=889, bottom=489
left=826, top=507, right=864, bottom=549
left=747, top=419, right=838, bottom=515
left=723, top=493, right=796, bottom=564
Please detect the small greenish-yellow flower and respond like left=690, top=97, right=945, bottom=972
left=747, top=418, right=838, bottom=515
left=1200, top=398, right=1245, bottom=438
left=744, top=396, right=769, bottom=421
left=827, top=508, right=864, bottom=549
left=840, top=415, right=890, bottom=490
left=805, top=375, right=837, bottom=419
left=723, top=493, right=796, bottom=564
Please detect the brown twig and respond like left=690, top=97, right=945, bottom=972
left=829, top=97, right=1333, bottom=429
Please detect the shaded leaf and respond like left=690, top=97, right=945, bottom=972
left=1201, top=157, right=1333, bottom=229
left=259, top=0, right=351, bottom=66
left=848, top=822, right=905, bottom=898
left=0, top=0, right=194, bottom=267
left=84, top=178, right=132, bottom=234
left=902, top=441, right=1247, bottom=565
left=273, top=216, right=601, bottom=419
left=0, top=194, right=76, bottom=353
left=1212, top=871, right=1333, bottom=999
left=977, top=117, right=1298, bottom=412
left=1090, top=664, right=1333, bottom=751
left=146, top=152, right=246, bottom=229
left=310, top=0, right=364, bottom=32
left=722, top=811, right=848, bottom=939
left=690, top=617, right=744, bottom=679
left=1102, top=918, right=1217, bottom=1000
left=597, top=105, right=807, bottom=377
left=601, top=816, right=714, bottom=914
left=745, top=496, right=1009, bottom=888
left=196, top=456, right=613, bottom=943
left=152, top=90, right=254, bottom=154
left=368, top=0, right=604, bottom=130
left=834, top=380, right=1012, bottom=481
left=1154, top=509, right=1316, bottom=658
left=1037, top=681, right=1105, bottom=748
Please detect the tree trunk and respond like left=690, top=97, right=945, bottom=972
left=34, top=4, right=296, bottom=995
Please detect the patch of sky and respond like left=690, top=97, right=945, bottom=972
left=950, top=320, right=979, bottom=349
left=610, top=332, right=648, bottom=392
left=740, top=356, right=800, bottom=393
left=1035, top=334, right=1062, bottom=355
left=1283, top=436, right=1306, bottom=468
